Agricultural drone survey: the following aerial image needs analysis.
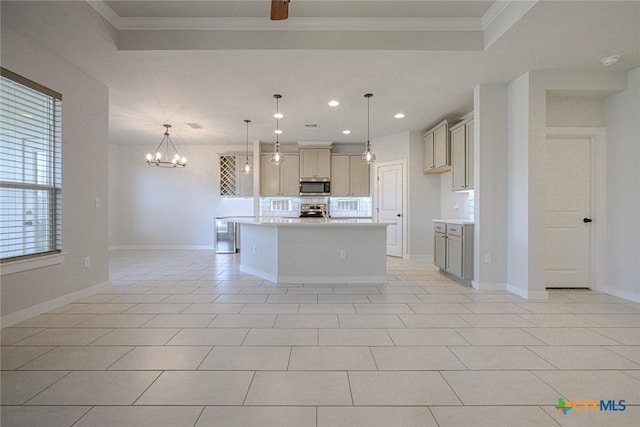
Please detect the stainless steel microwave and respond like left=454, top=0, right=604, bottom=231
left=299, top=181, right=331, bottom=195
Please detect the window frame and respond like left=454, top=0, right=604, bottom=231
left=0, top=67, right=63, bottom=270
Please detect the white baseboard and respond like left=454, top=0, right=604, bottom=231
left=239, top=265, right=386, bottom=284
left=403, top=254, right=433, bottom=261
left=600, top=286, right=640, bottom=303
left=278, top=275, right=388, bottom=284
left=472, top=281, right=507, bottom=291
left=0, top=280, right=111, bottom=328
left=239, top=265, right=277, bottom=283
left=506, top=284, right=549, bottom=300
left=110, top=245, right=215, bottom=251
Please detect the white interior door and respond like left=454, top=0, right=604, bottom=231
left=377, top=162, right=404, bottom=257
left=544, top=136, right=592, bottom=288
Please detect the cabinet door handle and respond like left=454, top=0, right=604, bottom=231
left=583, top=218, right=593, bottom=223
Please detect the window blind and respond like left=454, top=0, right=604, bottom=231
left=0, top=68, right=62, bottom=262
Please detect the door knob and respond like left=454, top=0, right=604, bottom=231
left=397, top=214, right=401, bottom=217
left=583, top=218, right=593, bottom=223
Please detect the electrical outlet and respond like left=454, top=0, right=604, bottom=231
left=340, top=249, right=347, bottom=259
left=484, top=254, right=491, bottom=263
left=252, top=245, right=257, bottom=254
left=84, top=256, right=91, bottom=267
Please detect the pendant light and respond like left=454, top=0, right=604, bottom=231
left=270, top=94, right=284, bottom=165
left=361, top=93, right=376, bottom=164
left=145, top=124, right=187, bottom=168
left=242, top=119, right=252, bottom=174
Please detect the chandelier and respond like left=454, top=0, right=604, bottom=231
left=361, top=93, right=376, bottom=164
left=145, top=124, right=187, bottom=168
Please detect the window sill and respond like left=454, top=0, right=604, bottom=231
left=1, top=252, right=67, bottom=276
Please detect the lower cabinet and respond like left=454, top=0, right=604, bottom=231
left=433, top=221, right=473, bottom=283
left=446, top=234, right=463, bottom=277
left=434, top=223, right=446, bottom=269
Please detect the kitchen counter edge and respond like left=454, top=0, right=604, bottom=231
left=432, top=219, right=475, bottom=225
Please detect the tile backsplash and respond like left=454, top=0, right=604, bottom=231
left=259, top=197, right=300, bottom=217
left=329, top=197, right=372, bottom=218
left=259, top=196, right=372, bottom=218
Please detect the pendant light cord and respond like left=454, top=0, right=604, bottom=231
left=275, top=96, right=280, bottom=147
left=367, top=95, right=370, bottom=148
left=364, top=93, right=373, bottom=150
left=245, top=119, right=250, bottom=162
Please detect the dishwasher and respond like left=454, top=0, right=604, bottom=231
left=214, top=218, right=238, bottom=253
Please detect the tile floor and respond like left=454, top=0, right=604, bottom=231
left=1, top=249, right=639, bottom=426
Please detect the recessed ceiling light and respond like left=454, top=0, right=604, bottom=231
left=273, top=113, right=284, bottom=119
left=328, top=100, right=340, bottom=107
left=342, top=130, right=351, bottom=134
left=394, top=113, right=405, bottom=119
left=601, top=55, right=620, bottom=66
left=274, top=129, right=283, bottom=134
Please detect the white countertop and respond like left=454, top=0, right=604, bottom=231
left=433, top=219, right=475, bottom=225
left=223, top=216, right=388, bottom=227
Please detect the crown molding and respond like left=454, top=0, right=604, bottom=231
left=86, top=0, right=537, bottom=50
left=483, top=0, right=538, bottom=49
left=117, top=17, right=483, bottom=32
left=86, top=0, right=120, bottom=28
left=481, top=0, right=511, bottom=30
left=86, top=1, right=483, bottom=32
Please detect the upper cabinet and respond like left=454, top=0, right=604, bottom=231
left=300, top=148, right=331, bottom=180
left=423, top=119, right=457, bottom=174
left=260, top=154, right=300, bottom=196
left=423, top=132, right=435, bottom=173
left=331, top=155, right=370, bottom=196
left=450, top=114, right=474, bottom=191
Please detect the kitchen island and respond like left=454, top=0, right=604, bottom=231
left=226, top=217, right=388, bottom=284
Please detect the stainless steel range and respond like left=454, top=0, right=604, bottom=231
left=299, top=203, right=328, bottom=218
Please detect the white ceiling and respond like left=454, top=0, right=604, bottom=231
left=1, top=1, right=639, bottom=146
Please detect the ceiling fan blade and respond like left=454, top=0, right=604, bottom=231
left=271, top=0, right=289, bottom=21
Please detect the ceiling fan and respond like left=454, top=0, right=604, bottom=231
left=271, top=0, right=291, bottom=20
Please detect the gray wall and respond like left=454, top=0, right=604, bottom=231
left=546, top=95, right=605, bottom=127
left=604, top=67, right=640, bottom=301
left=373, top=131, right=441, bottom=257
left=1, top=29, right=110, bottom=318
left=474, top=84, right=509, bottom=290
left=113, top=144, right=253, bottom=248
